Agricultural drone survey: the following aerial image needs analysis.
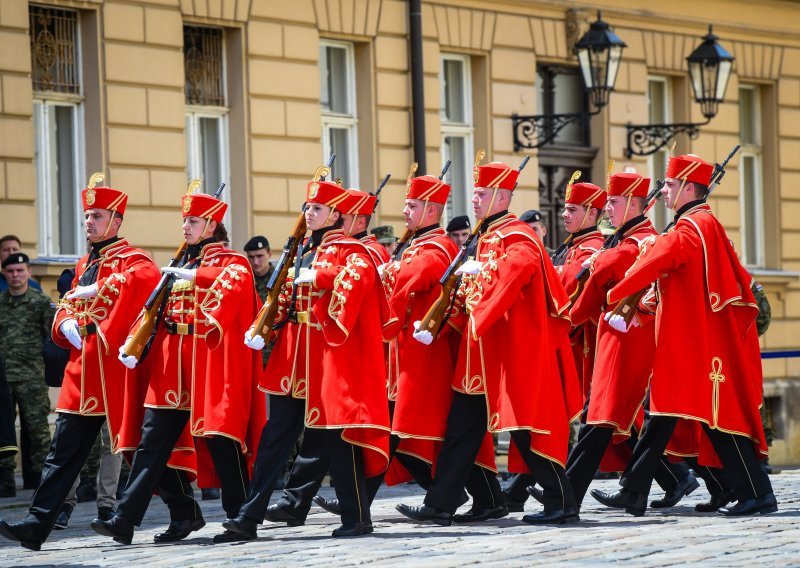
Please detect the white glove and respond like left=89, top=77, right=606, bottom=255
left=377, top=263, right=387, bottom=278
left=65, top=283, right=98, bottom=300
left=412, top=321, right=433, bottom=345
left=244, top=327, right=265, bottom=350
left=293, top=268, right=316, bottom=285
left=59, top=318, right=83, bottom=350
left=604, top=312, right=640, bottom=333
left=581, top=259, right=591, bottom=269
left=455, top=259, right=482, bottom=276
left=117, top=345, right=138, bottom=369
left=162, top=266, right=196, bottom=281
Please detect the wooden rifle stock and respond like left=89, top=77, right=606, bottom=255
left=123, top=240, right=187, bottom=359
left=416, top=219, right=483, bottom=338
left=252, top=211, right=307, bottom=341
left=609, top=287, right=647, bottom=327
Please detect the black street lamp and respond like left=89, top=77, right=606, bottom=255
left=625, top=25, right=734, bottom=157
left=512, top=11, right=626, bottom=151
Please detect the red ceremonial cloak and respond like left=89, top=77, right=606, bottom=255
left=453, top=215, right=578, bottom=468
left=382, top=228, right=459, bottom=477
left=263, top=229, right=397, bottom=477
left=607, top=204, right=767, bottom=463
left=53, top=240, right=163, bottom=457
left=129, top=242, right=265, bottom=485
left=556, top=230, right=604, bottom=399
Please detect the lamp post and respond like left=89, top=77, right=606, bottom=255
left=512, top=11, right=626, bottom=151
left=625, top=25, right=734, bottom=158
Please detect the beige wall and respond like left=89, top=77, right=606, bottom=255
left=3, top=0, right=800, bottom=462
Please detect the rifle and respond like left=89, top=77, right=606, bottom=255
left=371, top=173, right=392, bottom=212
left=123, top=180, right=225, bottom=360
left=250, top=156, right=336, bottom=340
left=391, top=160, right=452, bottom=260
left=608, top=144, right=741, bottom=327
left=416, top=156, right=530, bottom=339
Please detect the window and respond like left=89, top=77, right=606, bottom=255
left=647, top=77, right=671, bottom=232
left=184, top=26, right=230, bottom=230
left=535, top=65, right=594, bottom=250
left=440, top=54, right=474, bottom=222
left=739, top=85, right=764, bottom=267
left=30, top=5, right=84, bottom=257
left=320, top=41, right=358, bottom=187
left=536, top=66, right=589, bottom=146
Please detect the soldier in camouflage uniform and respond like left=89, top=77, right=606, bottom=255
left=0, top=253, right=55, bottom=497
left=244, top=236, right=275, bottom=366
left=370, top=225, right=398, bottom=257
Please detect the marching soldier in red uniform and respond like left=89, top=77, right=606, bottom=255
left=502, top=179, right=606, bottom=511
left=264, top=186, right=403, bottom=520
left=397, top=157, right=579, bottom=526
left=564, top=172, right=697, bottom=508
left=592, top=154, right=776, bottom=517
left=92, top=188, right=265, bottom=545
left=0, top=179, right=160, bottom=551
left=554, top=180, right=606, bottom=398
left=226, top=174, right=395, bottom=538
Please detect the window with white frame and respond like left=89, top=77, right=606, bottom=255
left=320, top=41, right=358, bottom=187
left=440, top=54, right=474, bottom=222
left=184, top=25, right=231, bottom=231
left=30, top=5, right=85, bottom=257
left=739, top=85, right=764, bottom=267
left=647, top=77, right=671, bottom=232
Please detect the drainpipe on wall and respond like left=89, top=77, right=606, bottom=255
left=408, top=0, right=427, bottom=174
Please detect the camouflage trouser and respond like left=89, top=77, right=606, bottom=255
left=761, top=399, right=775, bottom=447
left=0, top=379, right=51, bottom=473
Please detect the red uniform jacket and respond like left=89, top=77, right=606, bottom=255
left=53, top=239, right=160, bottom=454
left=382, top=228, right=459, bottom=473
left=571, top=219, right=657, bottom=435
left=570, top=220, right=657, bottom=470
left=608, top=204, right=767, bottom=463
left=263, top=229, right=397, bottom=477
left=557, top=230, right=604, bottom=399
left=128, top=242, right=265, bottom=484
left=453, top=215, right=577, bottom=468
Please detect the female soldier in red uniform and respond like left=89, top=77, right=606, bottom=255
left=93, top=189, right=264, bottom=545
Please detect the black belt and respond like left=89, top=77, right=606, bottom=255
left=78, top=323, right=97, bottom=337
left=165, top=321, right=194, bottom=335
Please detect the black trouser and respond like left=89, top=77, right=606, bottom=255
left=323, top=428, right=370, bottom=525
left=565, top=424, right=690, bottom=506
left=239, top=395, right=306, bottom=522
left=204, top=435, right=250, bottom=519
left=275, top=426, right=371, bottom=525
left=23, top=413, right=105, bottom=541
left=620, top=416, right=772, bottom=502
left=423, top=393, right=500, bottom=514
left=278, top=400, right=433, bottom=518
left=684, top=456, right=731, bottom=498
left=367, top=433, right=433, bottom=501
left=116, top=409, right=201, bottom=526
left=428, top=393, right=578, bottom=514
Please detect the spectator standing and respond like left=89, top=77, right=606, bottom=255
left=0, top=253, right=55, bottom=496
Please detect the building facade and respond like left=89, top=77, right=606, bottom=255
left=1, top=0, right=799, bottom=462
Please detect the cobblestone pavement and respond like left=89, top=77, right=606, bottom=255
left=0, top=469, right=798, bottom=567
